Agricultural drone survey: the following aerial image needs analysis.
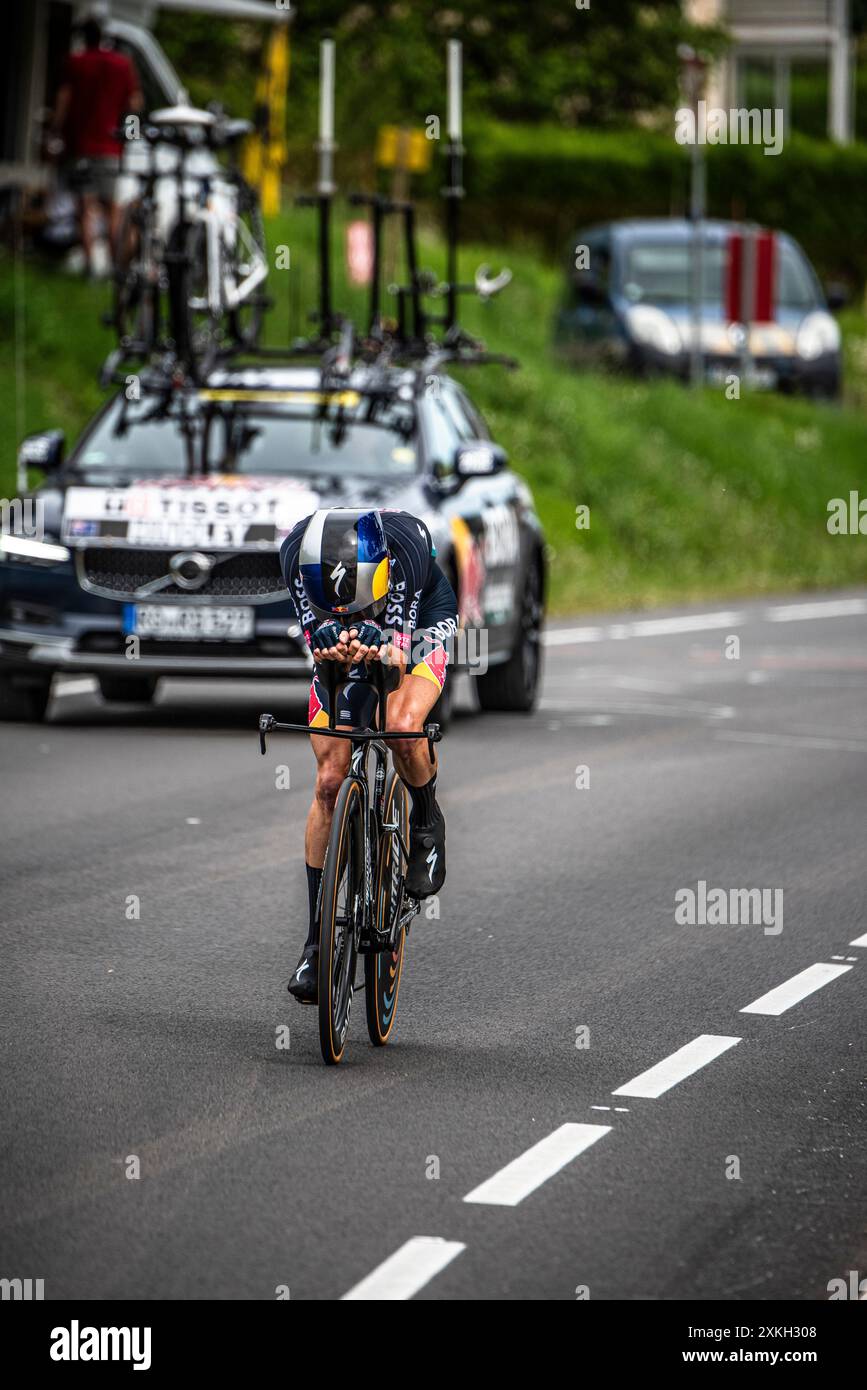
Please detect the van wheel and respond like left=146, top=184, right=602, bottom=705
left=0, top=674, right=52, bottom=722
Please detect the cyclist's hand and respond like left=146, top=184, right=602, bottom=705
left=370, top=642, right=407, bottom=685
left=312, top=620, right=352, bottom=662
left=345, top=620, right=384, bottom=664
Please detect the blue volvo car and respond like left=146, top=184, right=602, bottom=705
left=1, top=363, right=545, bottom=723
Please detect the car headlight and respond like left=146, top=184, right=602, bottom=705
left=0, top=534, right=70, bottom=565
left=626, top=305, right=683, bottom=356
left=795, top=312, right=840, bottom=361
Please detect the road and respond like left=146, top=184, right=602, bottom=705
left=1, top=590, right=865, bottom=1301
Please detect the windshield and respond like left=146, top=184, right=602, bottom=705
left=622, top=239, right=820, bottom=311
left=72, top=395, right=419, bottom=481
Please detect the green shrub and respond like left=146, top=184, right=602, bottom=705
left=440, top=122, right=867, bottom=291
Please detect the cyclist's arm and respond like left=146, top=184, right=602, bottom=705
left=279, top=519, right=317, bottom=652
left=378, top=513, right=436, bottom=653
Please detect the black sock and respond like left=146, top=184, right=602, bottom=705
left=305, top=863, right=323, bottom=949
left=408, top=775, right=437, bottom=826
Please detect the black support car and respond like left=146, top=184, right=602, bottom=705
left=1, top=362, right=546, bottom=722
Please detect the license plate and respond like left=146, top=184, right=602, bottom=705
left=123, top=605, right=254, bottom=641
left=706, top=364, right=777, bottom=390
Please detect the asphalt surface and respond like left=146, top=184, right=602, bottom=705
left=1, top=590, right=866, bottom=1301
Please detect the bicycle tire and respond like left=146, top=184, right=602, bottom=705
left=112, top=202, right=152, bottom=347
left=365, top=770, right=409, bottom=1046
left=318, top=777, right=365, bottom=1065
left=166, top=220, right=222, bottom=382
left=227, top=183, right=267, bottom=350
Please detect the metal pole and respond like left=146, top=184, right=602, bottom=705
left=403, top=203, right=424, bottom=341
left=316, top=38, right=336, bottom=337
left=739, top=223, right=756, bottom=388
left=679, top=45, right=708, bottom=390
left=689, top=138, right=705, bottom=389
left=444, top=39, right=463, bottom=334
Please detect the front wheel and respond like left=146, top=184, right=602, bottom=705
left=318, top=777, right=364, bottom=1065
left=365, top=770, right=409, bottom=1046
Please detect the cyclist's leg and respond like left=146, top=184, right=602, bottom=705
left=383, top=659, right=444, bottom=787
left=290, top=667, right=356, bottom=1000
left=306, top=664, right=353, bottom=869
left=384, top=601, right=456, bottom=896
left=305, top=660, right=378, bottom=865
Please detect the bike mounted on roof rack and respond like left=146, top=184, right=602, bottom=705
left=99, top=38, right=519, bottom=399
left=100, top=102, right=272, bottom=391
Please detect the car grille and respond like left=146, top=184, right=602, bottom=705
left=77, top=632, right=302, bottom=660
left=78, top=547, right=285, bottom=601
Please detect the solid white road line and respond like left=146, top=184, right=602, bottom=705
left=716, top=730, right=867, bottom=754
left=609, top=612, right=744, bottom=639
left=543, top=612, right=743, bottom=647
left=542, top=625, right=607, bottom=647
left=612, top=1035, right=741, bottom=1100
left=850, top=932, right=867, bottom=948
left=340, top=1237, right=465, bottom=1301
left=543, top=595, right=867, bottom=649
left=463, top=1123, right=611, bottom=1207
left=740, top=962, right=853, bottom=1016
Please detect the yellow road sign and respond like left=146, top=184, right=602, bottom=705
left=375, top=126, right=432, bottom=173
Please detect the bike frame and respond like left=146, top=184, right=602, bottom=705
left=179, top=169, right=268, bottom=317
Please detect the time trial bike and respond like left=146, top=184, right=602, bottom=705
left=259, top=660, right=442, bottom=1066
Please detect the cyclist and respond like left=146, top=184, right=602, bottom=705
left=280, top=507, right=458, bottom=1004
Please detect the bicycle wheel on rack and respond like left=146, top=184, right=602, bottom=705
left=365, top=770, right=409, bottom=1047
left=318, top=776, right=365, bottom=1066
left=166, top=220, right=224, bottom=381
left=227, top=182, right=267, bottom=349
left=112, top=202, right=153, bottom=348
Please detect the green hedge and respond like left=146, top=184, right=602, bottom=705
left=444, top=122, right=867, bottom=290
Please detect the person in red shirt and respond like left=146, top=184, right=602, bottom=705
left=52, top=14, right=143, bottom=274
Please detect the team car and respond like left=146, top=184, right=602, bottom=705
left=1, top=363, right=546, bottom=723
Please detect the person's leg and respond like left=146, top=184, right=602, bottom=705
left=104, top=198, right=121, bottom=267
left=92, top=160, right=121, bottom=271
left=306, top=731, right=350, bottom=869
left=78, top=191, right=97, bottom=270
left=383, top=670, right=442, bottom=792
left=384, top=664, right=448, bottom=897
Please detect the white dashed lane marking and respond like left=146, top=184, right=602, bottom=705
left=340, top=1237, right=465, bottom=1301
left=611, top=1035, right=741, bottom=1100
left=740, top=962, right=853, bottom=1016
left=463, top=1123, right=611, bottom=1207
